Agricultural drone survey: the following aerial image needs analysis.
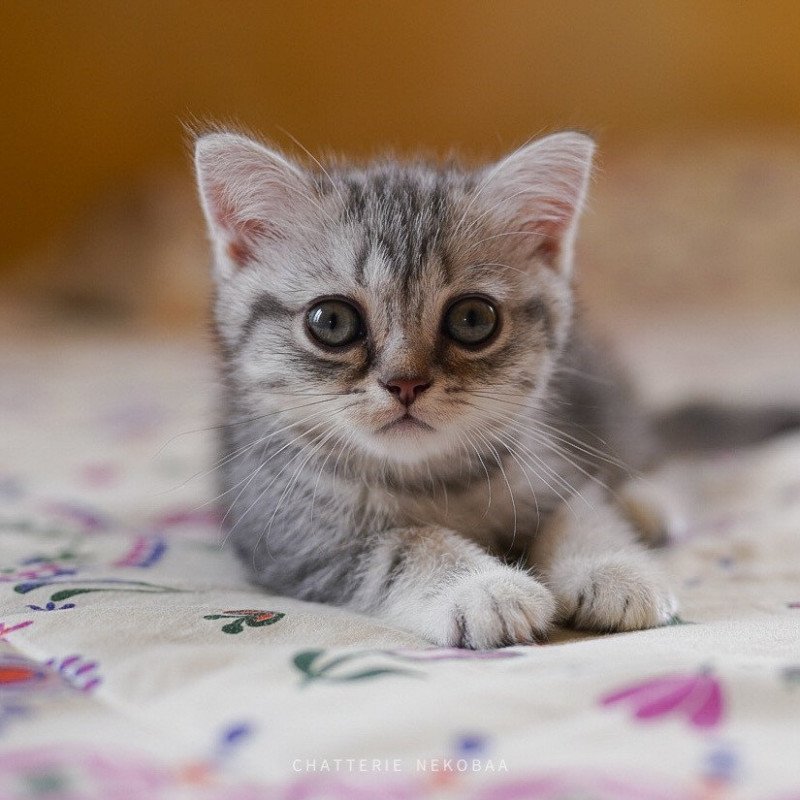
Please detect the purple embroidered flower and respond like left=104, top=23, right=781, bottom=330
left=211, top=722, right=254, bottom=763
left=26, top=601, right=76, bottom=612
left=1, top=563, right=77, bottom=584
left=113, top=535, right=168, bottom=568
left=703, top=744, right=739, bottom=783
left=45, top=655, right=102, bottom=692
left=455, top=733, right=487, bottom=755
left=601, top=671, right=724, bottom=730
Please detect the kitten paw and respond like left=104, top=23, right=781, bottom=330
left=555, top=559, right=677, bottom=633
left=433, top=568, right=556, bottom=649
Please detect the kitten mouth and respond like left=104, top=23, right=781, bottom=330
left=377, top=413, right=435, bottom=434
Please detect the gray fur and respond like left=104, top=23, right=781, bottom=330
left=195, top=130, right=683, bottom=645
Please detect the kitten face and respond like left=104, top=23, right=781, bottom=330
left=196, top=132, right=593, bottom=468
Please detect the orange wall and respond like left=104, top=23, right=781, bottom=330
left=2, top=1, right=800, bottom=261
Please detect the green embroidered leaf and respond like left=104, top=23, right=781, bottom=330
left=49, top=586, right=181, bottom=602
left=50, top=588, right=99, bottom=601
left=203, top=615, right=224, bottom=620
left=335, top=668, right=417, bottom=682
left=221, top=619, right=246, bottom=634
left=292, top=649, right=422, bottom=685
left=245, top=612, right=285, bottom=627
left=293, top=649, right=325, bottom=677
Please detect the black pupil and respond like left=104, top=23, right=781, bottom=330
left=448, top=299, right=495, bottom=344
left=308, top=302, right=360, bottom=346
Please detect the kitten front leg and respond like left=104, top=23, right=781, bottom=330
left=529, top=487, right=677, bottom=632
left=352, top=526, right=556, bottom=648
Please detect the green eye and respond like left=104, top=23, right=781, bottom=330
left=306, top=299, right=364, bottom=347
left=444, top=296, right=498, bottom=346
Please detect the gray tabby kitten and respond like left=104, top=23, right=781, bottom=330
left=194, top=130, right=678, bottom=648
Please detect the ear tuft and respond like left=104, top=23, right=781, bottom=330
left=194, top=132, right=311, bottom=275
left=478, top=132, right=595, bottom=273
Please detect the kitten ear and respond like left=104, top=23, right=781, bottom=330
left=478, top=132, right=595, bottom=274
left=194, top=132, right=313, bottom=275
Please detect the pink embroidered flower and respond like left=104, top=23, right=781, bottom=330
left=600, top=671, right=724, bottom=730
left=0, top=563, right=76, bottom=583
left=0, top=620, right=33, bottom=641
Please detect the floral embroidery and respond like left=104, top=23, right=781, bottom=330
left=45, top=655, right=102, bottom=692
left=600, top=670, right=724, bottom=730
left=293, top=649, right=421, bottom=685
left=13, top=577, right=180, bottom=603
left=291, top=647, right=527, bottom=686
left=701, top=743, right=739, bottom=789
left=1, top=561, right=77, bottom=584
left=203, top=609, right=285, bottom=635
left=113, top=535, right=168, bottom=568
left=27, top=601, right=75, bottom=612
left=0, top=620, right=33, bottom=641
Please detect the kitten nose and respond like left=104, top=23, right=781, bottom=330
left=381, top=376, right=432, bottom=406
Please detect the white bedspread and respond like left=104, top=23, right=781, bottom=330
left=1, top=326, right=799, bottom=799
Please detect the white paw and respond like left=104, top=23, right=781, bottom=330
left=555, top=558, right=677, bottom=632
left=431, top=567, right=556, bottom=649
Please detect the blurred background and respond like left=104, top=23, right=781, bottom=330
left=2, top=1, right=799, bottom=381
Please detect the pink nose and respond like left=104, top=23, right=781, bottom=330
left=382, top=377, right=432, bottom=406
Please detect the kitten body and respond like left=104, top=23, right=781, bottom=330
left=195, top=131, right=677, bottom=647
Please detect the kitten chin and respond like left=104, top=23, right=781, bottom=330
left=196, top=128, right=680, bottom=647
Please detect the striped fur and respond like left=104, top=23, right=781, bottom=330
left=195, top=131, right=676, bottom=647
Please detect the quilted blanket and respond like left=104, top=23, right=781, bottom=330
left=1, top=325, right=799, bottom=800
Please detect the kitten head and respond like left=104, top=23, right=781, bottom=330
left=195, top=131, right=593, bottom=468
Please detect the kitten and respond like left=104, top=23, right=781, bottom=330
left=193, top=130, right=678, bottom=648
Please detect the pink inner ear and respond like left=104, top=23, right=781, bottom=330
left=209, top=186, right=274, bottom=268
left=224, top=217, right=272, bottom=267
left=519, top=198, right=576, bottom=265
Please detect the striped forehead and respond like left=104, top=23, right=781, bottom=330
left=337, top=170, right=453, bottom=319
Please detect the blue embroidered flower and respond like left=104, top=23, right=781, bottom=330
left=27, top=601, right=76, bottom=612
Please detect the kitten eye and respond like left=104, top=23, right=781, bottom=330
left=443, top=296, right=498, bottom=346
left=306, top=299, right=364, bottom=348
